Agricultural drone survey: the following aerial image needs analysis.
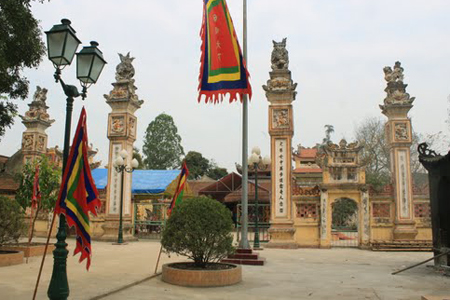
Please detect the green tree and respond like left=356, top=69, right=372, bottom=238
left=354, top=117, right=391, bottom=190
left=184, top=151, right=228, bottom=180
left=132, top=147, right=145, bottom=169
left=185, top=151, right=210, bottom=179
left=161, top=196, right=234, bottom=268
left=322, top=124, right=335, bottom=145
left=0, top=0, right=47, bottom=141
left=206, top=161, right=228, bottom=180
left=142, top=113, right=184, bottom=170
left=0, top=196, right=26, bottom=245
left=354, top=117, right=438, bottom=190
left=332, top=198, right=358, bottom=230
left=15, top=155, right=61, bottom=242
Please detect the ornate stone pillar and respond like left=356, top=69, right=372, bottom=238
left=100, top=53, right=144, bottom=242
left=19, top=86, right=54, bottom=163
left=264, top=39, right=298, bottom=248
left=380, top=61, right=417, bottom=240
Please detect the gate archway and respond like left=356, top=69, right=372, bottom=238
left=331, top=198, right=359, bottom=247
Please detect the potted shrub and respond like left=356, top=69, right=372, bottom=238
left=0, top=196, right=26, bottom=266
left=161, top=196, right=241, bottom=287
left=5, top=155, right=59, bottom=257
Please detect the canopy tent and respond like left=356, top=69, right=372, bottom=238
left=91, top=168, right=181, bottom=194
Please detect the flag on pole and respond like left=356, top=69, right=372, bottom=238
left=198, top=0, right=252, bottom=103
left=31, top=165, right=41, bottom=209
left=55, top=107, right=101, bottom=270
left=167, top=161, right=189, bottom=217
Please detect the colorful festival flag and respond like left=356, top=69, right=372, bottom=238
left=167, top=161, right=189, bottom=217
left=31, top=165, right=41, bottom=209
left=198, top=0, right=252, bottom=103
left=55, top=108, right=101, bottom=270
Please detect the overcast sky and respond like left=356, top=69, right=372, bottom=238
left=2, top=0, right=450, bottom=172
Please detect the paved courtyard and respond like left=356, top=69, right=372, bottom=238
left=1, top=238, right=448, bottom=300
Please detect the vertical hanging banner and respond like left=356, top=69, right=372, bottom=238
left=55, top=107, right=101, bottom=270
left=198, top=0, right=252, bottom=103
left=167, top=161, right=189, bottom=217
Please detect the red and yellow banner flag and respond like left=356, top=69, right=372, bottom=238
left=167, top=161, right=189, bottom=217
left=55, top=108, right=101, bottom=270
left=198, top=0, right=252, bottom=103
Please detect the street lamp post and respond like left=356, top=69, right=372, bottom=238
left=114, top=150, right=139, bottom=244
left=45, top=19, right=106, bottom=300
left=248, top=147, right=271, bottom=249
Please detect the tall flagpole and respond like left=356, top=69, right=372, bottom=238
left=239, top=0, right=250, bottom=249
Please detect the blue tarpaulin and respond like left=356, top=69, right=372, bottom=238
left=91, top=168, right=181, bottom=194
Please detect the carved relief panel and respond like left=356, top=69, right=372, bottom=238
left=386, top=121, right=411, bottom=143
left=109, top=115, right=126, bottom=137
left=394, top=123, right=408, bottom=141
left=22, top=134, right=34, bottom=151
left=36, top=135, right=46, bottom=152
left=272, top=109, right=289, bottom=129
left=128, top=116, right=136, bottom=138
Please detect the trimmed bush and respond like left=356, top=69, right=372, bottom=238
left=161, top=196, right=234, bottom=268
left=0, top=196, right=26, bottom=245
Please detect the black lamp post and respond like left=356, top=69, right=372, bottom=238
left=114, top=150, right=139, bottom=244
left=45, top=19, right=106, bottom=300
left=248, top=147, right=270, bottom=249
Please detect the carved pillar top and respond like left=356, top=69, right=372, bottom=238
left=263, top=38, right=297, bottom=104
left=104, top=52, right=144, bottom=112
left=379, top=61, right=415, bottom=118
left=19, top=86, right=55, bottom=127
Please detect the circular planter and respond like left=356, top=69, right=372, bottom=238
left=1, top=242, right=54, bottom=257
left=162, top=262, right=242, bottom=287
left=0, top=250, right=24, bottom=267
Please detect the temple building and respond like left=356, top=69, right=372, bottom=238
left=0, top=44, right=433, bottom=250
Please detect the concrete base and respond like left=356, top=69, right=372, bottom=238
left=97, top=218, right=137, bottom=242
left=0, top=250, right=23, bottom=267
left=162, top=263, right=242, bottom=287
left=0, top=243, right=54, bottom=257
left=266, top=225, right=298, bottom=249
left=393, top=226, right=418, bottom=241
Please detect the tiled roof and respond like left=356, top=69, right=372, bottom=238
left=0, top=172, right=19, bottom=191
left=299, top=148, right=317, bottom=158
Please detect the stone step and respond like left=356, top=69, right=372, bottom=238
left=221, top=258, right=265, bottom=266
left=228, top=253, right=259, bottom=260
left=372, top=248, right=432, bottom=252
left=371, top=241, right=433, bottom=252
left=236, top=248, right=253, bottom=254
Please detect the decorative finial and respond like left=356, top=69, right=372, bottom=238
left=115, top=52, right=135, bottom=81
left=271, top=38, right=289, bottom=70
left=381, top=61, right=415, bottom=109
